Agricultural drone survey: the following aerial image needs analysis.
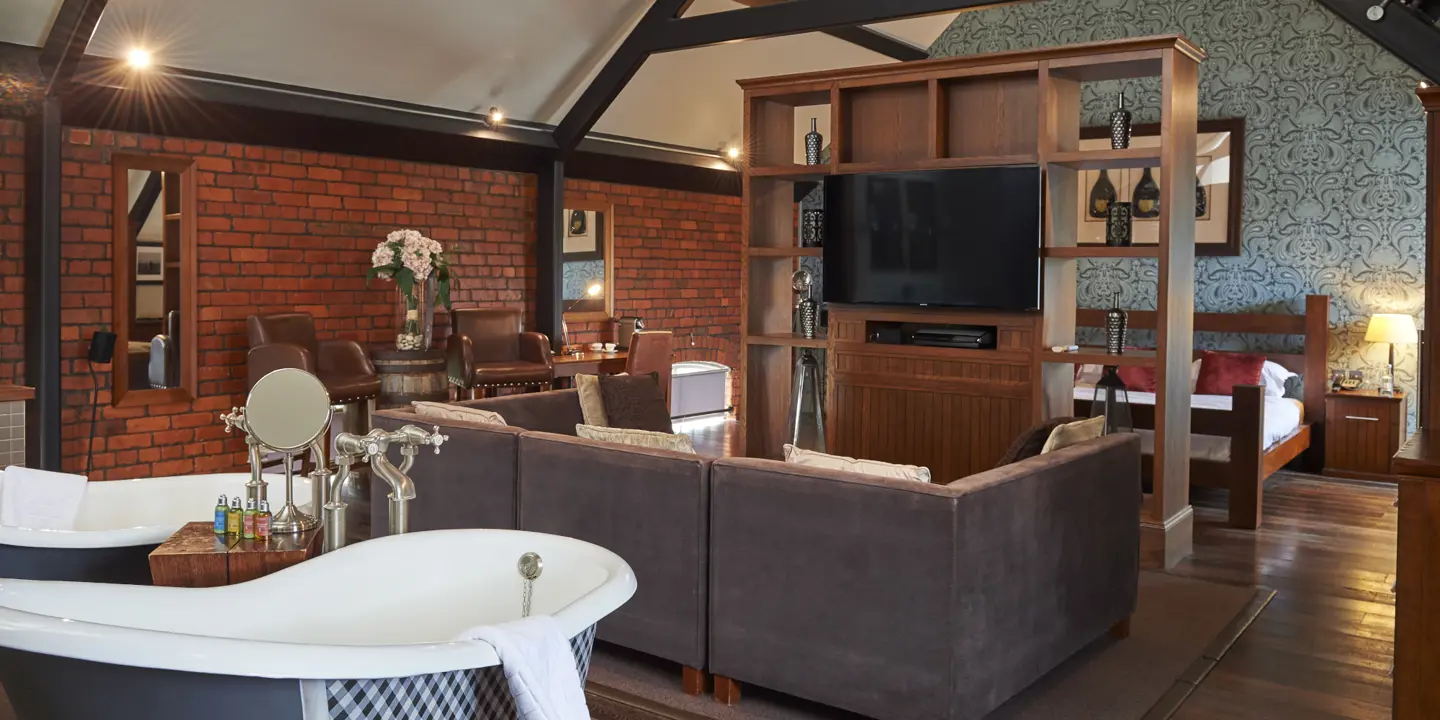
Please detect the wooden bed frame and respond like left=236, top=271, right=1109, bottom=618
left=1076, top=295, right=1329, bottom=529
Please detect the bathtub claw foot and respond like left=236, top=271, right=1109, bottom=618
left=714, top=675, right=741, bottom=706
left=682, top=666, right=706, bottom=696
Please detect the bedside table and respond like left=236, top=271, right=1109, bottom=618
left=1324, top=389, right=1407, bottom=480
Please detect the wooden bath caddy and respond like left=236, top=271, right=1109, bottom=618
left=149, top=521, right=323, bottom=587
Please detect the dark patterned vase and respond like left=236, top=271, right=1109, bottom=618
left=1105, top=293, right=1127, bottom=355
left=1105, top=201, right=1132, bottom=247
left=801, top=210, right=824, bottom=248
left=797, top=297, right=820, bottom=339
left=805, top=118, right=823, bottom=165
left=1109, top=92, right=1132, bottom=150
left=1195, top=171, right=1207, bottom=218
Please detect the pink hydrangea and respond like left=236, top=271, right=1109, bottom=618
left=371, top=244, right=395, bottom=268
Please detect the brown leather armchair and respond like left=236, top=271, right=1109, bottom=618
left=246, top=313, right=381, bottom=427
left=626, top=330, right=674, bottom=408
left=447, top=308, right=553, bottom=397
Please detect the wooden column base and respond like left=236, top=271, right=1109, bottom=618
left=714, top=675, right=741, bottom=706
left=1140, top=506, right=1194, bottom=570
left=1109, top=616, right=1132, bottom=640
left=682, top=666, right=706, bottom=696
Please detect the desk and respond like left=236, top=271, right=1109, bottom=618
left=149, top=522, right=323, bottom=587
left=552, top=350, right=628, bottom=388
left=1391, top=430, right=1440, bottom=719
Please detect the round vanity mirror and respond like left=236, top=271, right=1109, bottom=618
left=246, top=368, right=332, bottom=451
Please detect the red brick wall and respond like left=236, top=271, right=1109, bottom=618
left=0, top=120, right=23, bottom=384
left=61, top=129, right=535, bottom=479
left=563, top=180, right=743, bottom=407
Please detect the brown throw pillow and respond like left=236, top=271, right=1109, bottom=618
left=995, top=417, right=1084, bottom=468
left=598, top=372, right=671, bottom=433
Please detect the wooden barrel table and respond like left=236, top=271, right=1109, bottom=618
left=370, top=348, right=448, bottom=410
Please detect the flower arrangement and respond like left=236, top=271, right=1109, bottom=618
left=367, top=229, right=453, bottom=350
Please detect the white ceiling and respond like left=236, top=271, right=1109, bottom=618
left=0, top=0, right=957, bottom=153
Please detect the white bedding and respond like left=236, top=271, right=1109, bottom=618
left=1074, top=387, right=1304, bottom=462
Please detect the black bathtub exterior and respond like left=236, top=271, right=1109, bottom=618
left=0, top=543, right=156, bottom=584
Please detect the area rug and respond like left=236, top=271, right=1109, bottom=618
left=586, top=572, right=1270, bottom=720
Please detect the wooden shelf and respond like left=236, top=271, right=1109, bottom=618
left=1047, top=147, right=1161, bottom=170
left=749, top=247, right=823, bottom=258
left=1043, top=246, right=1159, bottom=259
left=836, top=154, right=1038, bottom=175
left=164, top=213, right=181, bottom=220
left=746, top=333, right=828, bottom=349
left=1041, top=347, right=1155, bottom=367
left=748, top=165, right=829, bottom=179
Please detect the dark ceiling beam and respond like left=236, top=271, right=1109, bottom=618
left=555, top=0, right=1018, bottom=153
left=553, top=0, right=695, bottom=155
left=1315, top=0, right=1440, bottom=82
left=37, top=0, right=108, bottom=95
left=731, top=0, right=929, bottom=61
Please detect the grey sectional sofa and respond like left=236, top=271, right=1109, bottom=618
left=372, top=392, right=1142, bottom=718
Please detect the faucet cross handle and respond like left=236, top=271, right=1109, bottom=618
left=220, top=407, right=246, bottom=434
left=426, top=426, right=449, bottom=454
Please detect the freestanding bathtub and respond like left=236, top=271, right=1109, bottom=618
left=0, top=529, right=635, bottom=720
left=0, top=472, right=303, bottom=585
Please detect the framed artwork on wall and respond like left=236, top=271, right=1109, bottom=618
left=135, top=244, right=164, bottom=282
left=1075, top=118, right=1245, bottom=256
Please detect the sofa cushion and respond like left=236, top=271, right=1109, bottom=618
left=411, top=401, right=506, bottom=426
left=995, top=416, right=1084, bottom=468
left=1040, top=415, right=1106, bottom=454
left=782, top=444, right=931, bottom=483
left=576, top=424, right=696, bottom=454
left=598, top=372, right=671, bottom=432
left=575, top=373, right=610, bottom=427
left=460, top=389, right=585, bottom=435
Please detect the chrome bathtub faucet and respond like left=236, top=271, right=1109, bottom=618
left=323, top=425, right=448, bottom=553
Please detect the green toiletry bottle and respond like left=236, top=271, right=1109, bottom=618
left=226, top=496, right=242, bottom=536
left=213, top=494, right=227, bottom=535
left=242, top=499, right=257, bottom=539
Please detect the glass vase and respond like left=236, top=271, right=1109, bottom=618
left=395, top=278, right=435, bottom=351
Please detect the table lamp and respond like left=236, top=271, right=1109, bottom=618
left=1364, top=313, right=1417, bottom=395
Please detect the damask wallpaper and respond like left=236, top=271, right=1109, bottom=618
left=934, top=0, right=1427, bottom=427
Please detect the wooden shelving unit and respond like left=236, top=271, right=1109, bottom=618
left=738, top=36, right=1204, bottom=568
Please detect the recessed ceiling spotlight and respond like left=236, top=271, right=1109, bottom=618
left=126, top=48, right=152, bottom=69
left=488, top=107, right=505, bottom=124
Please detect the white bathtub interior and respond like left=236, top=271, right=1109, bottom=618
left=0, top=530, right=614, bottom=645
left=71, top=472, right=299, bottom=531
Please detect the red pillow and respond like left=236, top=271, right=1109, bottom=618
left=1195, top=350, right=1266, bottom=395
left=1116, top=365, right=1156, bottom=392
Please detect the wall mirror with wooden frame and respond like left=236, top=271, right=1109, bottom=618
left=111, top=154, right=198, bottom=406
left=561, top=197, right=615, bottom=321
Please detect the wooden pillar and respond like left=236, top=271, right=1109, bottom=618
left=535, top=157, right=565, bottom=351
left=23, top=96, right=63, bottom=470
left=1421, top=86, right=1440, bottom=429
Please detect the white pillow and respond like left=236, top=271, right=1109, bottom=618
left=1040, top=415, right=1106, bottom=454
left=1260, top=361, right=1297, bottom=398
left=412, top=401, right=506, bottom=426
left=782, top=444, right=932, bottom=483
left=1191, top=358, right=1202, bottom=392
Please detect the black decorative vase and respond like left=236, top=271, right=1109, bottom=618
left=1089, top=170, right=1117, bottom=219
left=801, top=209, right=824, bottom=248
left=1105, top=201, right=1133, bottom=247
left=1133, top=168, right=1161, bottom=219
left=804, top=118, right=823, bottom=166
left=797, top=297, right=820, bottom=339
left=1105, top=293, right=1127, bottom=355
left=1194, top=171, right=1207, bottom=218
left=1109, top=92, right=1132, bottom=150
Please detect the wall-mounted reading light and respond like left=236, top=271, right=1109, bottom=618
left=726, top=146, right=742, bottom=160
left=587, top=283, right=603, bottom=297
left=126, top=48, right=152, bottom=69
left=488, top=107, right=505, bottom=125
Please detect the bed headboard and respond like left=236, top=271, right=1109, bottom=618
left=1077, top=295, right=1329, bottom=424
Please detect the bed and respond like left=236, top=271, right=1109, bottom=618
left=1074, top=295, right=1329, bottom=529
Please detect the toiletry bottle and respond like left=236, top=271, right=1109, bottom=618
left=214, top=494, right=228, bottom=535
left=226, top=496, right=242, bottom=536
left=242, top=499, right=257, bottom=539
left=256, top=500, right=271, bottom=540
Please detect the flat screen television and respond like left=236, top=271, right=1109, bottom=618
left=823, top=166, right=1042, bottom=310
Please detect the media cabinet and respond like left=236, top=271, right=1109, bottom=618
left=736, top=35, right=1204, bottom=568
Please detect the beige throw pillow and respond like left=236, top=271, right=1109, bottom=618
left=782, top=444, right=932, bottom=483
left=1040, top=415, right=1106, bottom=454
left=575, top=374, right=610, bottom=427
left=412, top=401, right=506, bottom=427
left=576, top=424, right=696, bottom=454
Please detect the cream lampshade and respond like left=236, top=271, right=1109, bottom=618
left=1364, top=313, right=1417, bottom=394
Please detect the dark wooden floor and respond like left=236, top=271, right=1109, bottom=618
left=680, top=419, right=1399, bottom=719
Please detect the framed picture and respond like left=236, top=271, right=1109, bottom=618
left=562, top=209, right=604, bottom=261
left=136, top=244, right=164, bottom=282
left=1075, top=118, right=1244, bottom=256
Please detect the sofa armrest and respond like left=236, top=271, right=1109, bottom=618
left=447, top=334, right=475, bottom=387
left=317, top=339, right=376, bottom=377
left=518, top=331, right=553, bottom=367
left=247, top=343, right=314, bottom=389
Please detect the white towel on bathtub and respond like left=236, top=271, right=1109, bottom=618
left=454, top=616, right=588, bottom=720
left=0, top=466, right=88, bottom=530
